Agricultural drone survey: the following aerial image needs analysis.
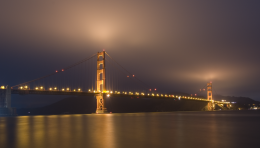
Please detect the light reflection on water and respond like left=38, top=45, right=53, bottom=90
left=1, top=111, right=260, bottom=148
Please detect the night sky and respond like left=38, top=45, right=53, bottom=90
left=1, top=1, right=260, bottom=107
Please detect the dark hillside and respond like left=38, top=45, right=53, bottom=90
left=18, top=96, right=96, bottom=115
left=17, top=94, right=260, bottom=115
left=17, top=96, right=209, bottom=115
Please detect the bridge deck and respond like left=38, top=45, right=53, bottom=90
left=8, top=89, right=210, bottom=102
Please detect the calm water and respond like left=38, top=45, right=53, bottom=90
left=1, top=111, right=260, bottom=148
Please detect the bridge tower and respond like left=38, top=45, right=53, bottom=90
left=96, top=51, right=108, bottom=113
left=207, top=82, right=214, bottom=110
left=207, top=82, right=212, bottom=101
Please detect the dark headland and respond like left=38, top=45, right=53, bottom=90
left=17, top=95, right=260, bottom=115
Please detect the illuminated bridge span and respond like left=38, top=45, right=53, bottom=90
left=10, top=89, right=209, bottom=101
left=0, top=51, right=216, bottom=115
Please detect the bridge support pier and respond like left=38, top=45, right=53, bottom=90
left=207, top=101, right=214, bottom=111
left=0, top=85, right=16, bottom=115
left=96, top=93, right=108, bottom=113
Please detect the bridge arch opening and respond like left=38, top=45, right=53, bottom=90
left=100, top=73, right=103, bottom=80
left=99, top=55, right=103, bottom=61
left=99, top=63, right=103, bottom=69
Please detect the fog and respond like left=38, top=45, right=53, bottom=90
left=0, top=1, right=260, bottom=102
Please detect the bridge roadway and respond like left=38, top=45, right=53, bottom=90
left=9, top=89, right=210, bottom=102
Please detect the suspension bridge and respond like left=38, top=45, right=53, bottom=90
left=0, top=51, right=228, bottom=115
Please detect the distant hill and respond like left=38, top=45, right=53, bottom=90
left=166, top=92, right=260, bottom=105
left=213, top=95, right=260, bottom=105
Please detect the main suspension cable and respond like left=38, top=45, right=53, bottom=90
left=11, top=53, right=97, bottom=88
left=105, top=52, right=153, bottom=90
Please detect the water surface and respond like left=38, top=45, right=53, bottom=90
left=1, top=111, right=260, bottom=148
